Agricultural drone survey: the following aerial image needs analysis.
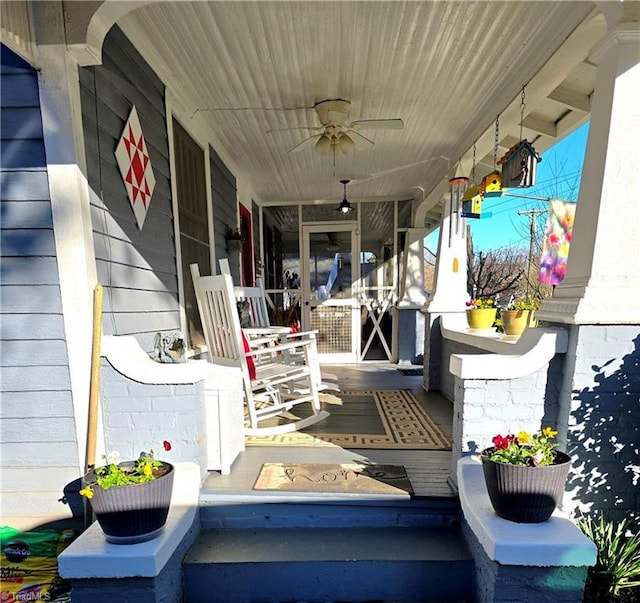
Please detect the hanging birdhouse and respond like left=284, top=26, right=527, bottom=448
left=480, top=170, right=503, bottom=198
left=498, top=139, right=541, bottom=188
left=461, top=184, right=483, bottom=218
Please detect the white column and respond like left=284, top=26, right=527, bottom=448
left=398, top=228, right=429, bottom=307
left=424, top=193, right=468, bottom=314
left=538, top=22, right=640, bottom=325
left=33, top=2, right=99, bottom=472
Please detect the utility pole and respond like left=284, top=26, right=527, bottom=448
left=518, top=209, right=546, bottom=296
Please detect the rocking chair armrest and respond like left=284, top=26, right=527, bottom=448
left=283, top=329, right=319, bottom=340
left=244, top=338, right=314, bottom=358
left=243, top=326, right=291, bottom=337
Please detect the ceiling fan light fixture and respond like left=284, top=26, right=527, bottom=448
left=315, top=134, right=332, bottom=156
left=337, top=132, right=356, bottom=155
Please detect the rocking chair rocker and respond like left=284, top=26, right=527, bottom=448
left=191, top=264, right=330, bottom=435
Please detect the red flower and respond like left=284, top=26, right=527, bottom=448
left=163, top=440, right=172, bottom=451
left=492, top=434, right=510, bottom=450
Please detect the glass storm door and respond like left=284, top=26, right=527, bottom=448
left=301, top=223, right=359, bottom=363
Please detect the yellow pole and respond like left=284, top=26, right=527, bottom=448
left=83, top=284, right=103, bottom=529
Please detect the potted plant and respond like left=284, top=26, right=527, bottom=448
left=500, top=295, right=539, bottom=336
left=465, top=297, right=497, bottom=330
left=80, top=441, right=174, bottom=544
left=480, top=427, right=571, bottom=523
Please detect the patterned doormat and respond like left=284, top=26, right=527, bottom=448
left=245, top=390, right=451, bottom=450
left=254, top=463, right=414, bottom=496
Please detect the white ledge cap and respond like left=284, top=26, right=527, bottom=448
left=102, top=335, right=240, bottom=386
left=442, top=315, right=568, bottom=380
left=457, top=456, right=597, bottom=567
left=59, top=462, right=200, bottom=578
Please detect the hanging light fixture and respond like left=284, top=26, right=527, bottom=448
left=336, top=179, right=354, bottom=214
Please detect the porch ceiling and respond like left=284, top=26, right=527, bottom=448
left=114, top=1, right=605, bottom=233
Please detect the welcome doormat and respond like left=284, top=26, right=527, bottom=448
left=245, top=390, right=451, bottom=450
left=253, top=463, right=414, bottom=496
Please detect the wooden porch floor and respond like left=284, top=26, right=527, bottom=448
left=202, top=363, right=456, bottom=499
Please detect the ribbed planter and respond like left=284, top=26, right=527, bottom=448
left=85, top=461, right=174, bottom=544
left=500, top=309, right=531, bottom=336
left=480, top=449, right=571, bottom=523
left=466, top=308, right=497, bottom=330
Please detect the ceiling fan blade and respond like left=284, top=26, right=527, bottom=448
left=348, top=130, right=375, bottom=150
left=349, top=118, right=404, bottom=130
left=356, top=155, right=449, bottom=182
left=267, top=125, right=322, bottom=134
left=288, top=133, right=322, bottom=153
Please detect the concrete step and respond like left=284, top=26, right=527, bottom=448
left=183, top=526, right=473, bottom=603
left=199, top=498, right=462, bottom=531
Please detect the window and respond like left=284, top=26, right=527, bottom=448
left=173, top=118, right=210, bottom=349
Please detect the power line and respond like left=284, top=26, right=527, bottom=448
left=518, top=209, right=547, bottom=296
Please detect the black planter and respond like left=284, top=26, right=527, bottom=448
left=480, top=449, right=571, bottom=523
left=85, top=461, right=174, bottom=544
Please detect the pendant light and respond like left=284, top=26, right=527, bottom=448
left=336, top=179, right=354, bottom=214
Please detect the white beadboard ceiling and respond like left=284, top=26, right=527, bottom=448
left=116, top=1, right=605, bottom=232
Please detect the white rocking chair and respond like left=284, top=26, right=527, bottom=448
left=191, top=264, right=330, bottom=435
left=233, top=282, right=340, bottom=392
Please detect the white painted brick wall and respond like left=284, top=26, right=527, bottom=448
left=451, top=367, right=551, bottom=482
left=100, top=364, right=207, bottom=470
left=562, top=324, right=640, bottom=522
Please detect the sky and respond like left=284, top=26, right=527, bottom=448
left=425, top=122, right=590, bottom=254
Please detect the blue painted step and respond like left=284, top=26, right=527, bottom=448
left=183, top=526, right=473, bottom=603
left=199, top=499, right=462, bottom=530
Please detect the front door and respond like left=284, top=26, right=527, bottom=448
left=301, top=223, right=360, bottom=363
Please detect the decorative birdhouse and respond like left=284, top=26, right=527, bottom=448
left=461, top=184, right=483, bottom=219
left=498, top=139, right=541, bottom=188
left=480, top=170, right=502, bottom=198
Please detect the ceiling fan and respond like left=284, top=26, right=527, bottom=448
left=288, top=99, right=404, bottom=156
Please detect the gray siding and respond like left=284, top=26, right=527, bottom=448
left=0, top=44, right=78, bottom=517
left=79, top=27, right=178, bottom=352
left=210, top=146, right=238, bottom=277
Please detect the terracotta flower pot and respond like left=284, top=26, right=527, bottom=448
left=84, top=461, right=174, bottom=544
left=500, top=309, right=531, bottom=336
left=480, top=449, right=571, bottom=523
left=466, top=308, right=497, bottom=330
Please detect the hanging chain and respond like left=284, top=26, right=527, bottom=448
left=493, top=115, right=500, bottom=168
left=519, top=85, right=526, bottom=142
left=472, top=141, right=476, bottom=181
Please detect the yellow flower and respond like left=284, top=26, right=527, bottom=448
left=543, top=426, right=558, bottom=438
left=143, top=463, right=153, bottom=476
left=79, top=487, right=94, bottom=499
left=517, top=431, right=531, bottom=444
